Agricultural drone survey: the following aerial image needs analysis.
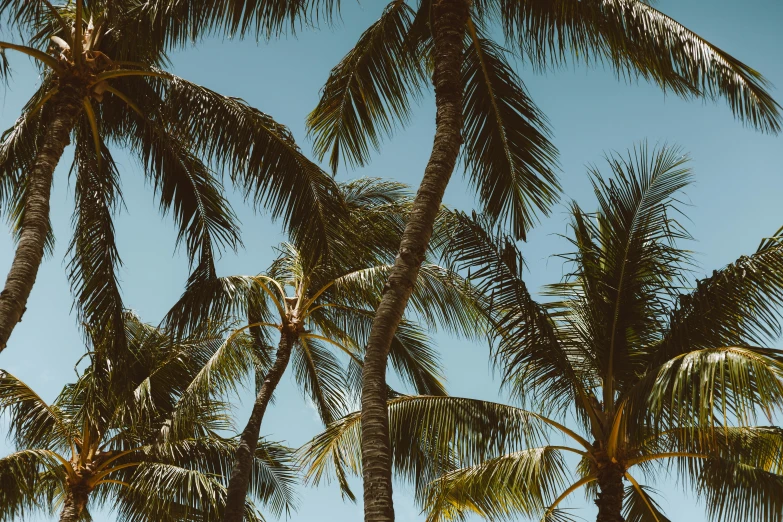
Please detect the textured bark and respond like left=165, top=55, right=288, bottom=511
left=0, top=86, right=83, bottom=352
left=222, top=332, right=295, bottom=522
left=59, top=487, right=88, bottom=522
left=595, top=464, right=626, bottom=522
left=360, top=2, right=469, bottom=521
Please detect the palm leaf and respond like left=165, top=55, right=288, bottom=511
left=307, top=0, right=427, bottom=172
left=462, top=21, right=560, bottom=240
left=424, top=447, right=572, bottom=522
left=501, top=0, right=781, bottom=132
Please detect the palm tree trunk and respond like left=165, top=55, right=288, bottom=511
left=0, top=86, right=84, bottom=352
left=595, top=464, right=626, bottom=522
left=59, top=487, right=88, bottom=522
left=360, top=1, right=469, bottom=521
left=222, top=331, right=295, bottom=522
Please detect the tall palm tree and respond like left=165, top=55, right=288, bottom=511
left=166, top=179, right=484, bottom=522
left=305, top=4, right=782, bottom=520
left=0, top=0, right=343, bottom=353
left=0, top=312, right=297, bottom=522
left=302, top=144, right=783, bottom=522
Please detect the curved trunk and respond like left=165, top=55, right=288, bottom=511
left=360, top=2, right=469, bottom=521
left=222, top=332, right=295, bottom=522
left=0, top=86, right=84, bottom=352
left=59, top=487, right=88, bottom=522
left=595, top=464, right=626, bottom=522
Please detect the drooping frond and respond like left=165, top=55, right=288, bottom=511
left=424, top=447, right=573, bottom=522
left=462, top=21, right=560, bottom=240
left=156, top=75, right=345, bottom=260
left=307, top=0, right=427, bottom=172
left=0, top=371, right=70, bottom=451
left=67, top=118, right=127, bottom=359
left=500, top=0, right=781, bottom=132
left=635, top=345, right=783, bottom=429
left=294, top=336, right=349, bottom=425
left=622, top=484, right=671, bottom=522
left=0, top=449, right=64, bottom=522
left=438, top=211, right=592, bottom=420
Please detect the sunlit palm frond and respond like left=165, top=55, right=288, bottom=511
left=307, top=0, right=427, bottom=172
left=301, top=396, right=560, bottom=495
left=424, top=447, right=572, bottom=522
left=462, top=21, right=559, bottom=241
left=0, top=448, right=64, bottom=522
left=0, top=371, right=71, bottom=451
left=633, top=345, right=783, bottom=429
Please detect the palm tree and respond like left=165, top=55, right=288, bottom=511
left=166, top=179, right=484, bottom=522
left=0, top=312, right=297, bottom=522
left=302, top=144, right=783, bottom=522
left=305, top=3, right=782, bottom=520
left=0, top=0, right=343, bottom=353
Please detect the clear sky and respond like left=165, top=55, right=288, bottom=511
left=1, top=1, right=782, bottom=521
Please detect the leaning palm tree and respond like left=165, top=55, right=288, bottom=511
left=305, top=3, right=782, bottom=519
left=166, top=179, right=483, bottom=522
left=302, top=144, right=783, bottom=522
left=0, top=0, right=342, bottom=353
left=0, top=312, right=297, bottom=522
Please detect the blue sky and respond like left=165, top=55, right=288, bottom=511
left=1, top=0, right=782, bottom=520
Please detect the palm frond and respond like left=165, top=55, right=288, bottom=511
left=307, top=0, right=427, bottom=172
left=0, top=449, right=64, bottom=522
left=0, top=371, right=70, bottom=451
left=157, top=75, right=344, bottom=260
left=294, top=336, right=349, bottom=425
left=622, top=483, right=671, bottom=522
left=640, top=345, right=783, bottom=429
left=67, top=118, right=127, bottom=361
left=462, top=22, right=560, bottom=240
left=501, top=0, right=781, bottom=132
left=659, top=226, right=783, bottom=362
left=424, top=447, right=572, bottom=522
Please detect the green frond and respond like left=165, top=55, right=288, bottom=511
left=424, top=447, right=571, bottom=522
left=67, top=118, right=127, bottom=361
left=294, top=336, right=350, bottom=425
left=0, top=449, right=65, bottom=522
left=641, top=345, right=783, bottom=429
left=0, top=371, right=71, bottom=451
left=660, top=226, right=783, bottom=362
left=438, top=211, right=593, bottom=422
left=157, top=76, right=345, bottom=260
left=462, top=22, right=560, bottom=241
left=623, top=483, right=671, bottom=522
left=169, top=332, right=257, bottom=437
left=307, top=0, right=427, bottom=172
left=501, top=0, right=781, bottom=132
left=300, top=395, right=560, bottom=498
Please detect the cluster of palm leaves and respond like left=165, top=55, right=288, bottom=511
left=0, top=1, right=782, bottom=522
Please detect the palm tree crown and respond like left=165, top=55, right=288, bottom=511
left=302, top=144, right=783, bottom=522
left=165, top=179, right=485, bottom=521
left=0, top=0, right=343, bottom=353
left=0, top=313, right=297, bottom=522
